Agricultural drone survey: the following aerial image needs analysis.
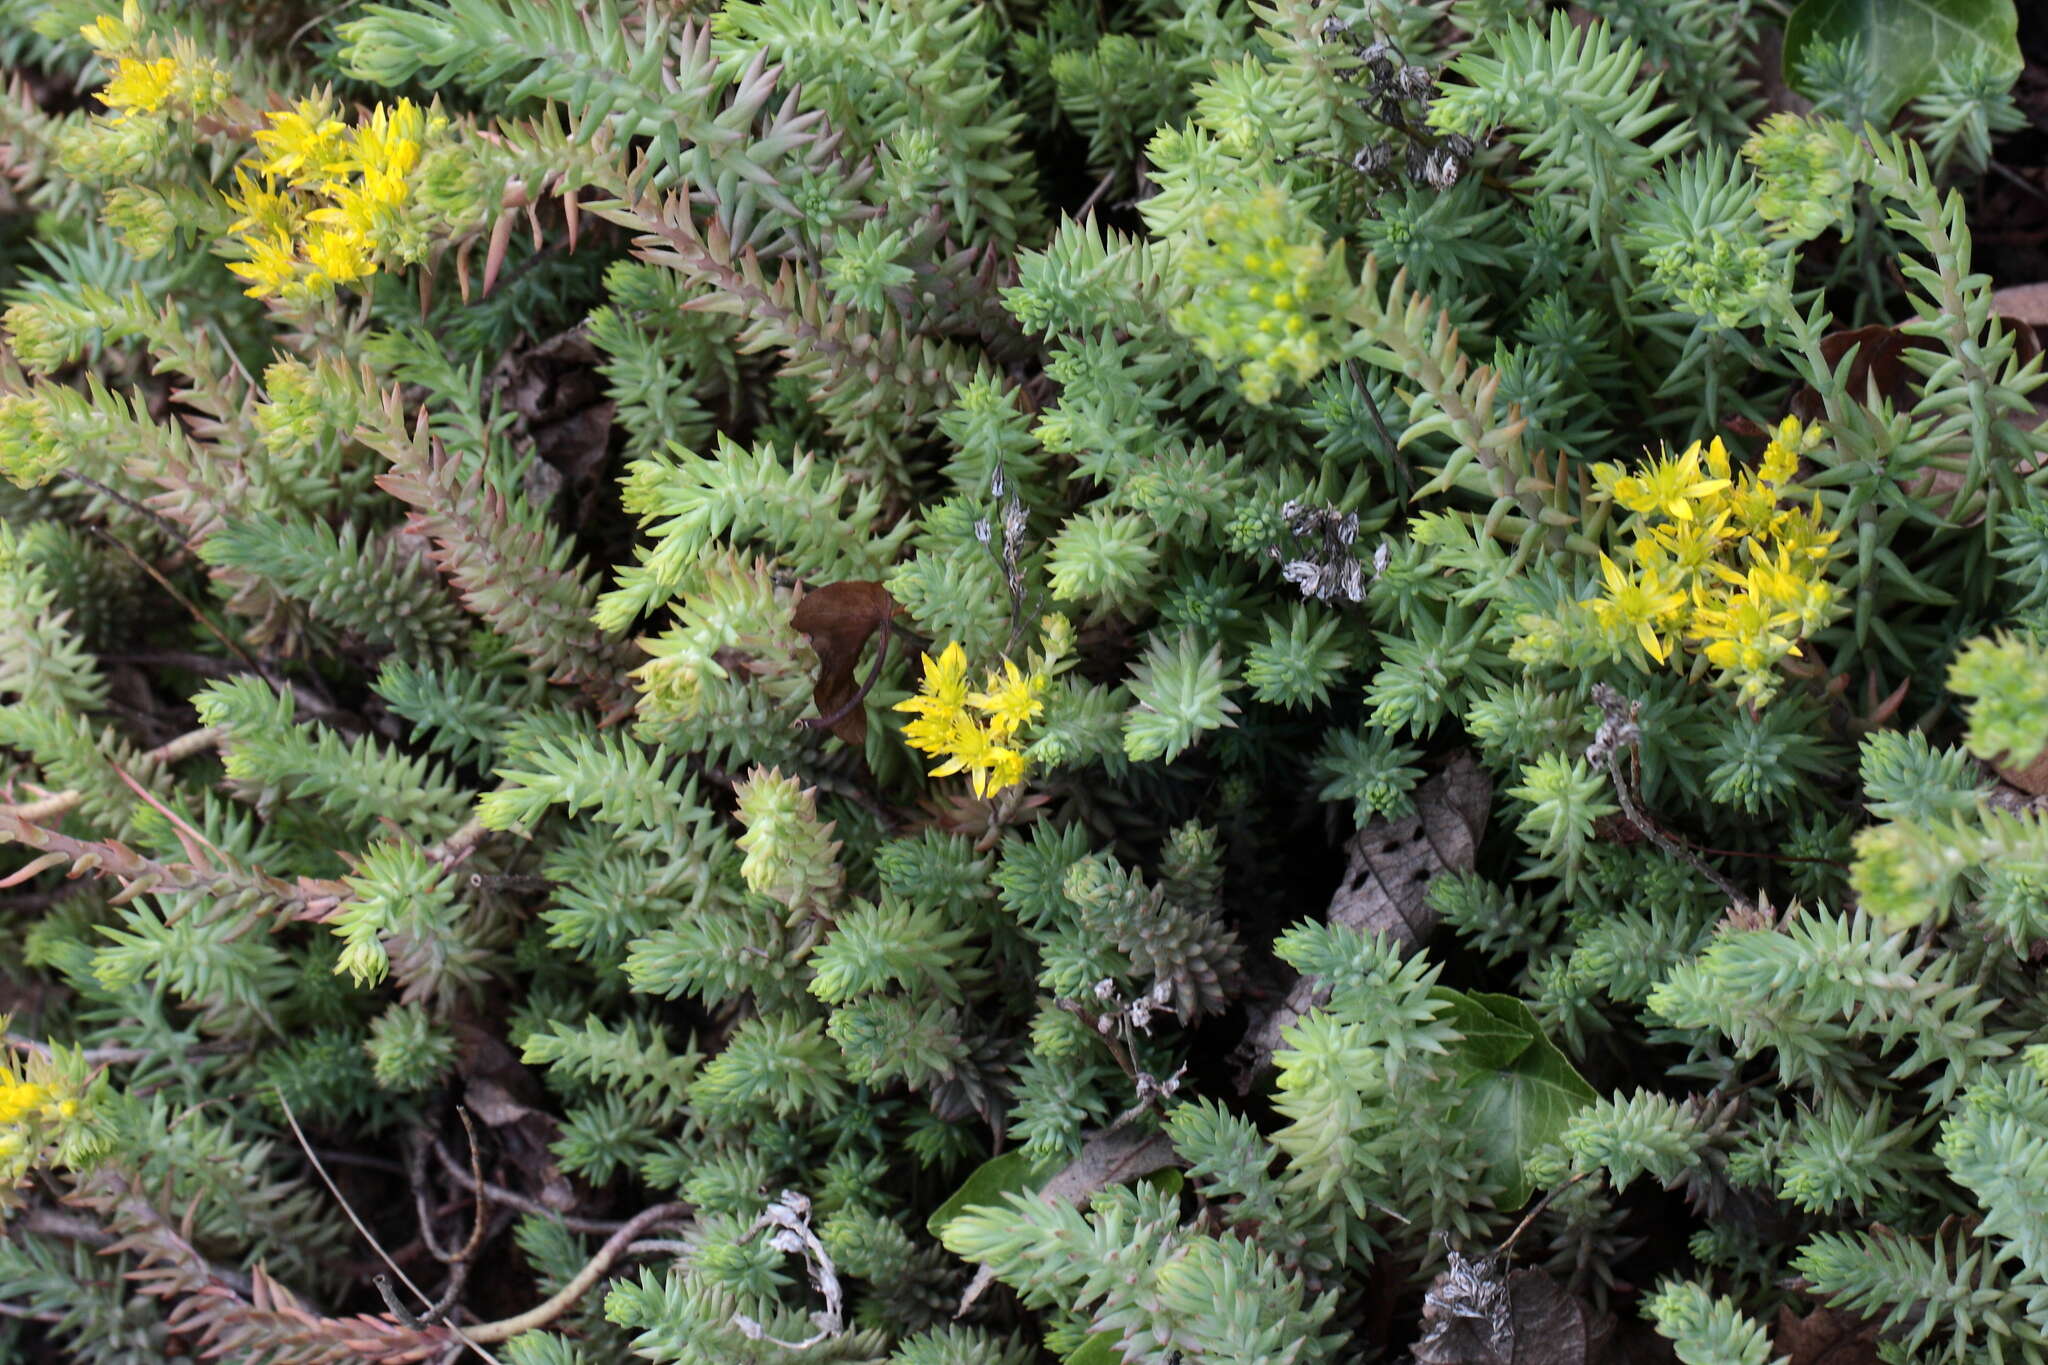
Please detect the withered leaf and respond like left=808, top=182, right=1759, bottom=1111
left=451, top=1022, right=575, bottom=1213
left=1773, top=1305, right=1883, bottom=1365
left=1993, top=283, right=2048, bottom=328
left=1787, top=324, right=1924, bottom=424
left=1034, top=1125, right=1178, bottom=1204
left=1413, top=1253, right=1614, bottom=1365
left=792, top=580, right=899, bottom=748
left=1791, top=318, right=2041, bottom=431
left=1996, top=747, right=2048, bottom=797
left=489, top=327, right=617, bottom=515
left=1234, top=752, right=1491, bottom=1087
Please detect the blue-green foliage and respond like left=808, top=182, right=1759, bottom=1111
left=1, top=2, right=2044, bottom=1364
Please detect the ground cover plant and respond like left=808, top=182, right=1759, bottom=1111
left=1, top=0, right=2046, bottom=1361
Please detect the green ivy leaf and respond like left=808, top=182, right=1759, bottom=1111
left=1065, top=1332, right=1124, bottom=1365
left=1436, top=989, right=1595, bottom=1210
left=1430, top=986, right=1533, bottom=1072
left=1783, top=0, right=2021, bottom=123
left=925, top=1150, right=1057, bottom=1240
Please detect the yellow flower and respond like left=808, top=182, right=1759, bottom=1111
left=894, top=641, right=1037, bottom=797
left=967, top=658, right=1047, bottom=741
left=898, top=642, right=971, bottom=718
left=348, top=99, right=428, bottom=181
left=301, top=226, right=373, bottom=289
left=1642, top=506, right=1732, bottom=584
left=1597, top=442, right=1732, bottom=521
left=225, top=168, right=295, bottom=237
left=1694, top=590, right=1798, bottom=670
left=1590, top=553, right=1687, bottom=663
left=226, top=230, right=300, bottom=299
left=79, top=2, right=142, bottom=52
left=307, top=183, right=390, bottom=249
left=986, top=746, right=1028, bottom=795
left=0, top=1080, right=48, bottom=1125
left=1701, top=435, right=1732, bottom=484
left=253, top=99, right=351, bottom=185
left=97, top=55, right=176, bottom=117
left=1760, top=415, right=1821, bottom=486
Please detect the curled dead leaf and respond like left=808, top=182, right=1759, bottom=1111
left=1412, top=1251, right=1615, bottom=1365
left=791, top=580, right=901, bottom=748
left=1772, top=1304, right=1883, bottom=1365
left=1234, top=752, right=1491, bottom=1088
left=1788, top=320, right=2044, bottom=522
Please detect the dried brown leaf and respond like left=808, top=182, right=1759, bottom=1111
left=792, top=580, right=900, bottom=747
left=452, top=1023, right=575, bottom=1213
left=1034, top=1126, right=1177, bottom=1205
left=1234, top=752, right=1490, bottom=1086
left=490, top=328, right=616, bottom=505
left=1788, top=324, right=1924, bottom=424
left=1773, top=1304, right=1884, bottom=1365
left=1993, top=282, right=2048, bottom=326
left=1413, top=1253, right=1615, bottom=1365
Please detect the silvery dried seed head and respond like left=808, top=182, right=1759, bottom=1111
left=1394, top=65, right=1433, bottom=100
left=1336, top=511, right=1359, bottom=546
left=1355, top=142, right=1394, bottom=177
left=1373, top=539, right=1392, bottom=576
left=1422, top=146, right=1464, bottom=190
left=1094, top=978, right=1117, bottom=1001
left=1282, top=560, right=1324, bottom=597
left=990, top=467, right=1005, bottom=499
left=974, top=518, right=991, bottom=544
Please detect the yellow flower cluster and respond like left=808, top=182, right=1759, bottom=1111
left=225, top=97, right=440, bottom=301
left=1168, top=183, right=1339, bottom=405
left=81, top=3, right=229, bottom=125
left=1, top=1045, right=89, bottom=1212
left=895, top=642, right=1049, bottom=798
left=99, top=55, right=175, bottom=116
left=1581, top=417, right=1840, bottom=705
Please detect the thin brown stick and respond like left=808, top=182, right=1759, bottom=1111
left=0, top=725, right=222, bottom=823
left=1346, top=357, right=1412, bottom=503
left=1075, top=169, right=1117, bottom=220
left=90, top=527, right=262, bottom=673
left=5, top=1032, right=248, bottom=1067
left=1587, top=684, right=1755, bottom=916
left=276, top=1091, right=504, bottom=1365
left=430, top=1136, right=674, bottom=1235
left=0, top=1301, right=64, bottom=1323
left=1496, top=1171, right=1590, bottom=1261
left=465, top=1202, right=690, bottom=1343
